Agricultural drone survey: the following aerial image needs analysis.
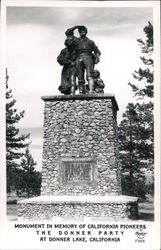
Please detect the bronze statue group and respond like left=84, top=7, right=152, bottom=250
left=57, top=25, right=105, bottom=95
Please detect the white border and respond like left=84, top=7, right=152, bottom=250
left=0, top=1, right=160, bottom=250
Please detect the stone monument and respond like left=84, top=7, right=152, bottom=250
left=18, top=26, right=138, bottom=220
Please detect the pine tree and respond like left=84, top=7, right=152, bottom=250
left=118, top=22, right=154, bottom=199
left=128, top=21, right=153, bottom=98
left=6, top=69, right=30, bottom=192
left=118, top=102, right=153, bottom=198
left=18, top=147, right=41, bottom=198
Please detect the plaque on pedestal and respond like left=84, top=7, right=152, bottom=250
left=18, top=94, right=138, bottom=220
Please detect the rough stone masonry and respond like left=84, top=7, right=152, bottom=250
left=41, top=94, right=122, bottom=196
left=18, top=93, right=138, bottom=220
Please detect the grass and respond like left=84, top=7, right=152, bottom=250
left=138, top=197, right=154, bottom=221
left=138, top=212, right=154, bottom=221
left=7, top=204, right=18, bottom=221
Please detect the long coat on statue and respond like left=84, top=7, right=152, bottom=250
left=57, top=47, right=77, bottom=95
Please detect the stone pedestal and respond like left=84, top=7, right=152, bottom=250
left=18, top=94, right=138, bottom=220
left=18, top=195, right=138, bottom=220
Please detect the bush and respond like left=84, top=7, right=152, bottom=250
left=121, top=174, right=147, bottom=200
left=7, top=199, right=17, bottom=204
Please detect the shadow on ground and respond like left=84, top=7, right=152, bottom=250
left=138, top=212, right=154, bottom=221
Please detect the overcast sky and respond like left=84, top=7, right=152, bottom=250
left=6, top=4, right=153, bottom=170
left=7, top=6, right=153, bottom=126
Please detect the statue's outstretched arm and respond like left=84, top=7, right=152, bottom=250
left=65, top=25, right=81, bottom=37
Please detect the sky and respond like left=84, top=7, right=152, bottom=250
left=6, top=4, right=153, bottom=170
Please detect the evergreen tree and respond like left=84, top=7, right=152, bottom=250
left=118, top=22, right=154, bottom=199
left=6, top=69, right=30, bottom=192
left=18, top=147, right=41, bottom=198
left=128, top=21, right=153, bottom=98
left=118, top=102, right=153, bottom=198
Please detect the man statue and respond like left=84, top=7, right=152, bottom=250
left=65, top=25, right=101, bottom=94
left=57, top=35, right=77, bottom=95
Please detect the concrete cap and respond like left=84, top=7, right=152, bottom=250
left=41, top=93, right=119, bottom=111
left=18, top=195, right=138, bottom=204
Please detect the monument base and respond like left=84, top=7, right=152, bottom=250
left=18, top=195, right=138, bottom=220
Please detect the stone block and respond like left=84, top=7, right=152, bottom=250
left=17, top=93, right=138, bottom=220
left=18, top=195, right=138, bottom=220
